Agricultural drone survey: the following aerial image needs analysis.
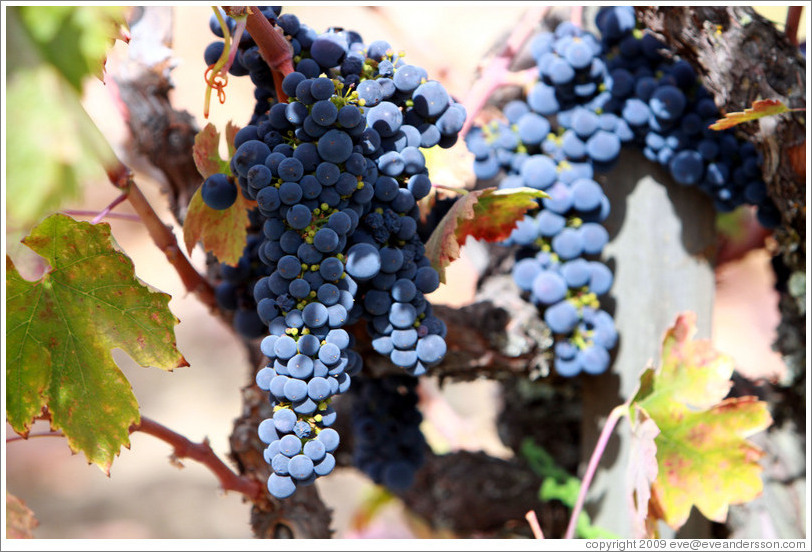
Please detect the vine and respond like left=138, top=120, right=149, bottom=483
left=4, top=5, right=805, bottom=542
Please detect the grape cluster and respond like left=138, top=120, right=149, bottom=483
left=349, top=375, right=426, bottom=492
left=593, top=7, right=779, bottom=226
left=466, top=8, right=778, bottom=377
left=203, top=7, right=459, bottom=498
left=213, top=231, right=272, bottom=340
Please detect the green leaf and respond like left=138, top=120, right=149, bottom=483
left=6, top=492, right=39, bottom=539
left=629, top=312, right=772, bottom=530
left=425, top=187, right=548, bottom=283
left=6, top=214, right=188, bottom=472
left=5, top=7, right=120, bottom=230
left=708, top=99, right=797, bottom=130
left=15, top=6, right=125, bottom=91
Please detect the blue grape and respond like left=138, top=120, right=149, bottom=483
left=201, top=173, right=237, bottom=210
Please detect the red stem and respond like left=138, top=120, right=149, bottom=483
left=91, top=191, right=129, bottom=224
left=460, top=7, right=550, bottom=138
left=785, top=6, right=803, bottom=46
left=525, top=510, right=545, bottom=539
left=570, top=6, right=584, bottom=28
left=242, top=5, right=294, bottom=102
left=7, top=430, right=64, bottom=443
left=105, top=159, right=216, bottom=309
left=564, top=405, right=626, bottom=539
left=63, top=209, right=141, bottom=222
left=132, top=416, right=263, bottom=501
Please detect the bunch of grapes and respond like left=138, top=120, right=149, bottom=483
left=349, top=374, right=426, bottom=492
left=466, top=7, right=778, bottom=377
left=201, top=7, right=460, bottom=498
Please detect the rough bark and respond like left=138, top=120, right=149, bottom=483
left=635, top=4, right=807, bottom=433
left=110, top=6, right=203, bottom=223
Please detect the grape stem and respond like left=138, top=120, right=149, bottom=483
left=132, top=416, right=263, bottom=501
left=104, top=159, right=217, bottom=309
left=459, top=6, right=550, bottom=138
left=90, top=192, right=130, bottom=225
left=62, top=209, right=141, bottom=223
left=6, top=430, right=64, bottom=443
left=14, top=411, right=261, bottom=500
left=525, top=510, right=545, bottom=539
left=564, top=404, right=627, bottom=539
left=237, top=5, right=295, bottom=102
left=785, top=6, right=803, bottom=46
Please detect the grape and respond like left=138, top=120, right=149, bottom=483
left=512, top=258, right=542, bottom=292
left=317, top=129, right=353, bottom=163
left=367, top=101, right=403, bottom=137
left=561, top=258, right=591, bottom=288
left=201, top=173, right=237, bottom=210
left=537, top=210, right=567, bottom=237
left=313, top=453, right=336, bottom=476
left=531, top=270, right=567, bottom=305
left=268, top=473, right=297, bottom=499
left=345, top=243, right=382, bottom=280
left=578, top=345, right=611, bottom=375
left=649, top=85, right=686, bottom=122
left=669, top=150, right=704, bottom=185
left=416, top=334, right=446, bottom=365
left=580, top=222, right=609, bottom=255
left=552, top=227, right=584, bottom=260
left=544, top=301, right=579, bottom=333
left=412, top=81, right=449, bottom=118
left=520, top=155, right=558, bottom=190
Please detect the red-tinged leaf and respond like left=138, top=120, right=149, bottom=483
left=708, top=99, right=792, bottom=130
left=6, top=492, right=38, bottom=538
left=6, top=214, right=188, bottom=472
left=193, top=122, right=230, bottom=179
left=425, top=187, right=547, bottom=283
left=629, top=312, right=772, bottom=531
left=225, top=120, right=241, bottom=158
left=628, top=406, right=660, bottom=538
left=183, top=186, right=254, bottom=266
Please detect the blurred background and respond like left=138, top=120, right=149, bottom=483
left=4, top=4, right=802, bottom=539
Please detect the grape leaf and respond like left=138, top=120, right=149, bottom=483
left=629, top=312, right=772, bottom=530
left=15, top=6, right=125, bottom=91
left=184, top=122, right=254, bottom=266
left=627, top=406, right=660, bottom=538
left=708, top=99, right=794, bottom=130
left=6, top=492, right=39, bottom=539
left=6, top=7, right=121, bottom=230
left=425, top=187, right=547, bottom=283
left=192, top=122, right=232, bottom=179
left=225, top=120, right=241, bottom=158
left=183, top=187, right=254, bottom=267
left=6, top=214, right=188, bottom=472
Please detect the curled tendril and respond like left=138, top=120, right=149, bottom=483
left=205, top=65, right=229, bottom=105
left=203, top=7, right=233, bottom=118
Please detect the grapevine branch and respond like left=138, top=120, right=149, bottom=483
left=785, top=6, right=803, bottom=46
left=131, top=416, right=262, bottom=500
left=105, top=159, right=216, bottom=309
